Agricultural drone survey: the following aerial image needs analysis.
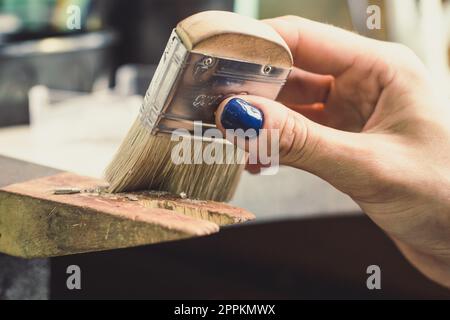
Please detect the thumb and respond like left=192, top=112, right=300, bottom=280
left=215, top=95, right=374, bottom=194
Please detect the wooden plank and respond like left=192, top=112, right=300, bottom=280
left=0, top=172, right=254, bottom=258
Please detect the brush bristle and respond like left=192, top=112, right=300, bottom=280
left=105, top=119, right=245, bottom=202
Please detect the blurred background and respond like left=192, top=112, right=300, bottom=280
left=0, top=0, right=449, bottom=219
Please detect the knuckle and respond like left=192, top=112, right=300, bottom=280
left=279, top=113, right=313, bottom=166
left=384, top=43, right=427, bottom=77
left=388, top=43, right=415, bottom=58
left=280, top=15, right=299, bottom=21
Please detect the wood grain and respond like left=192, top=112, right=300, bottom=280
left=0, top=172, right=254, bottom=258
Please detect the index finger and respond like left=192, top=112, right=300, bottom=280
left=264, top=16, right=377, bottom=76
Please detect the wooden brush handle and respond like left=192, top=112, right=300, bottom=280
left=176, top=11, right=293, bottom=68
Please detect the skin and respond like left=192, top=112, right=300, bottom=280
left=215, top=16, right=450, bottom=288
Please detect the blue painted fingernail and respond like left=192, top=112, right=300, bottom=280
left=220, top=98, right=264, bottom=137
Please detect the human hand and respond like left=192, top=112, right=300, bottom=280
left=215, top=16, right=450, bottom=288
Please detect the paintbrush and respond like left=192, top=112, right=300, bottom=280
left=105, top=11, right=292, bottom=201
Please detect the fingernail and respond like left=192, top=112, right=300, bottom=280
left=220, top=98, right=264, bottom=137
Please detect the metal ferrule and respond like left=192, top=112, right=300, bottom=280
left=140, top=29, right=291, bottom=136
